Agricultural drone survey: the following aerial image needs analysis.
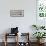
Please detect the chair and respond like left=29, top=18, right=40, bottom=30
left=4, top=27, right=19, bottom=46
left=18, top=33, right=30, bottom=46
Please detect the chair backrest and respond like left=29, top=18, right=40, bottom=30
left=11, top=27, right=18, bottom=34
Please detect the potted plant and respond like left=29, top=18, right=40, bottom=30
left=32, top=25, right=40, bottom=31
left=32, top=24, right=45, bottom=30
left=33, top=32, right=46, bottom=43
left=40, top=26, right=45, bottom=29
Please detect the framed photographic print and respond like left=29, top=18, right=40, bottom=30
left=36, top=0, right=46, bottom=26
left=10, top=10, right=24, bottom=17
left=37, top=0, right=46, bottom=18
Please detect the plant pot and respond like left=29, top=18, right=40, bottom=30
left=37, top=39, right=40, bottom=43
left=40, top=38, right=45, bottom=43
left=37, top=39, right=40, bottom=46
left=37, top=39, right=45, bottom=44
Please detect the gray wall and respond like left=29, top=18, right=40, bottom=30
left=0, top=0, right=36, bottom=42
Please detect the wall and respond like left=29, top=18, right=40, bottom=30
left=0, top=0, right=36, bottom=42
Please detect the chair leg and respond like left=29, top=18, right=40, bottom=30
left=4, top=40, right=7, bottom=46
left=4, top=33, right=7, bottom=46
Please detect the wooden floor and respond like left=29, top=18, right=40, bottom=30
left=0, top=42, right=46, bottom=46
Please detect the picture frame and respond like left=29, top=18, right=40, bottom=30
left=37, top=0, right=46, bottom=18
left=10, top=10, right=24, bottom=17
left=36, top=0, right=46, bottom=26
